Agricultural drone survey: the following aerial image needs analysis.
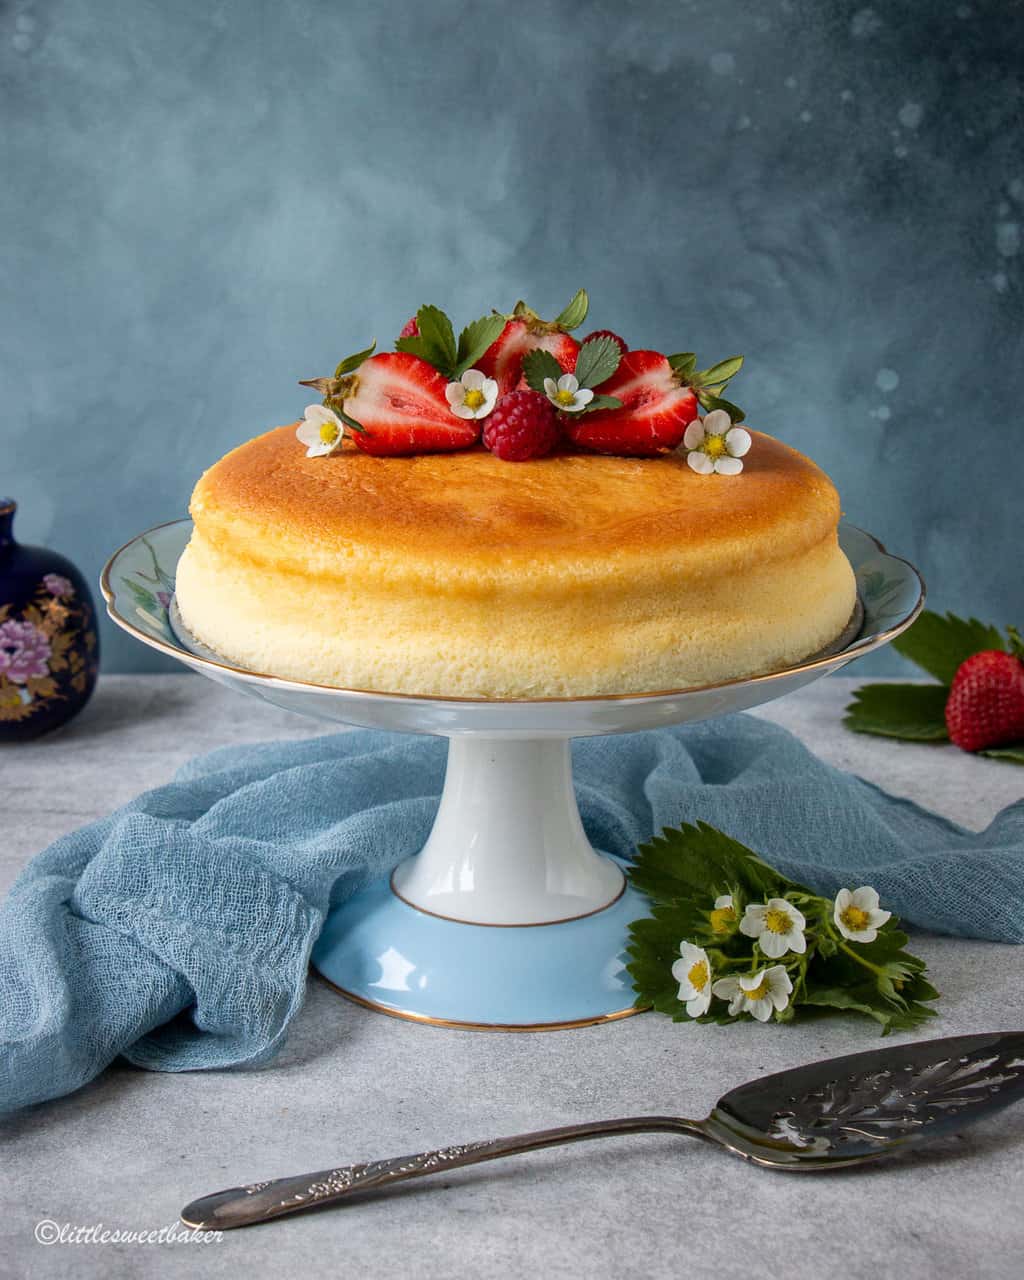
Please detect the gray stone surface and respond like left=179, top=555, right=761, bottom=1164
left=2, top=675, right=1023, bottom=1279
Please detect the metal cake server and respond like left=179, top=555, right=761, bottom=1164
left=181, top=1031, right=1024, bottom=1231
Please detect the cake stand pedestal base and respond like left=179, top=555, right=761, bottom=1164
left=312, top=865, right=647, bottom=1030
left=310, top=736, right=647, bottom=1029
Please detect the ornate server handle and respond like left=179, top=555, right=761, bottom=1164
left=181, top=1115, right=706, bottom=1230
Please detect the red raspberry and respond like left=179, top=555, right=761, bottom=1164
left=483, top=390, right=560, bottom=462
left=399, top=316, right=419, bottom=338
left=581, top=329, right=628, bottom=355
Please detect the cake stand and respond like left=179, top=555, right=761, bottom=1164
left=102, top=522, right=923, bottom=1030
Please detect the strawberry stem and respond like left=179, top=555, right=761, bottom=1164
left=1007, top=625, right=1024, bottom=660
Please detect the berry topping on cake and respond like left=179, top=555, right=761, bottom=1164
left=297, top=291, right=750, bottom=464
left=944, top=632, right=1024, bottom=752
left=345, top=353, right=480, bottom=456
left=477, top=290, right=589, bottom=396
left=581, top=329, right=628, bottom=355
left=563, top=350, right=699, bottom=456
left=482, top=390, right=560, bottom=461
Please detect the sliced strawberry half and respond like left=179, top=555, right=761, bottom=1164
left=345, top=353, right=479, bottom=456
left=563, top=350, right=698, bottom=456
left=477, top=313, right=580, bottom=397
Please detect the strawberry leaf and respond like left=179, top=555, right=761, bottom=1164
left=843, top=683, right=949, bottom=741
left=627, top=821, right=795, bottom=906
left=410, top=305, right=458, bottom=377
left=552, top=288, right=589, bottom=331
left=395, top=334, right=436, bottom=363
left=333, top=341, right=376, bottom=378
left=333, top=405, right=368, bottom=435
left=454, top=314, right=505, bottom=377
left=892, top=610, right=1005, bottom=685
left=697, top=393, right=746, bottom=423
left=801, top=979, right=937, bottom=1034
left=625, top=821, right=937, bottom=1035
left=521, top=348, right=564, bottom=394
left=667, top=352, right=697, bottom=379
left=690, top=354, right=744, bottom=389
left=573, top=336, right=621, bottom=389
left=579, top=394, right=623, bottom=413
left=979, top=744, right=1024, bottom=765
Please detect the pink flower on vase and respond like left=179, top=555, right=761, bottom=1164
left=157, top=591, right=172, bottom=609
left=43, top=573, right=74, bottom=599
left=0, top=619, right=52, bottom=683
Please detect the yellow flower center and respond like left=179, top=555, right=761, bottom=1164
left=318, top=421, right=340, bottom=445
left=743, top=976, right=769, bottom=1001
left=555, top=388, right=577, bottom=407
left=463, top=388, right=486, bottom=410
left=687, top=960, right=709, bottom=991
left=764, top=907, right=792, bottom=934
left=704, top=434, right=727, bottom=458
left=841, top=905, right=871, bottom=932
left=709, top=907, right=736, bottom=933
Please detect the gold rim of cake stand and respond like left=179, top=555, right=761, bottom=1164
left=101, top=520, right=924, bottom=705
left=388, top=868, right=628, bottom=927
left=314, top=973, right=648, bottom=1032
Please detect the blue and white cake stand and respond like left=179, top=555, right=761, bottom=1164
left=102, top=522, right=923, bottom=1031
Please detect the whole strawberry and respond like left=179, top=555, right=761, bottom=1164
left=945, top=628, right=1024, bottom=752
left=483, top=390, right=560, bottom=461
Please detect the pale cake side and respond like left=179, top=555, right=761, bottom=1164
left=174, top=426, right=857, bottom=696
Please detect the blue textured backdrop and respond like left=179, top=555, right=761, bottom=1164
left=2, top=0, right=1022, bottom=674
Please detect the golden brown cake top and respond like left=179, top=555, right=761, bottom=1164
left=190, top=424, right=841, bottom=578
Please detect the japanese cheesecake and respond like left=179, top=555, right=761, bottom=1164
left=174, top=426, right=857, bottom=697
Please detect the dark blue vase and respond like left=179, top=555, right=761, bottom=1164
left=0, top=498, right=100, bottom=742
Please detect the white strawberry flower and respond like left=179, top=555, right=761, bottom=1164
left=712, top=965, right=793, bottom=1022
left=834, top=886, right=892, bottom=943
left=296, top=404, right=346, bottom=457
left=739, top=897, right=807, bottom=959
left=544, top=372, right=594, bottom=413
left=684, top=409, right=752, bottom=475
left=671, top=941, right=713, bottom=1017
left=709, top=893, right=738, bottom=935
left=445, top=368, right=499, bottom=420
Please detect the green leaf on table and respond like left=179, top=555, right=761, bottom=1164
left=805, top=929, right=939, bottom=1034
left=455, top=314, right=505, bottom=376
left=844, top=683, right=949, bottom=741
left=625, top=822, right=939, bottom=1035
left=980, top=744, right=1024, bottom=766
left=801, top=980, right=937, bottom=1034
left=552, top=287, right=589, bottom=331
left=521, top=348, right=564, bottom=394
left=626, top=909, right=738, bottom=1025
left=573, top=336, right=621, bottom=389
left=627, top=821, right=795, bottom=906
left=892, top=610, right=1004, bottom=685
